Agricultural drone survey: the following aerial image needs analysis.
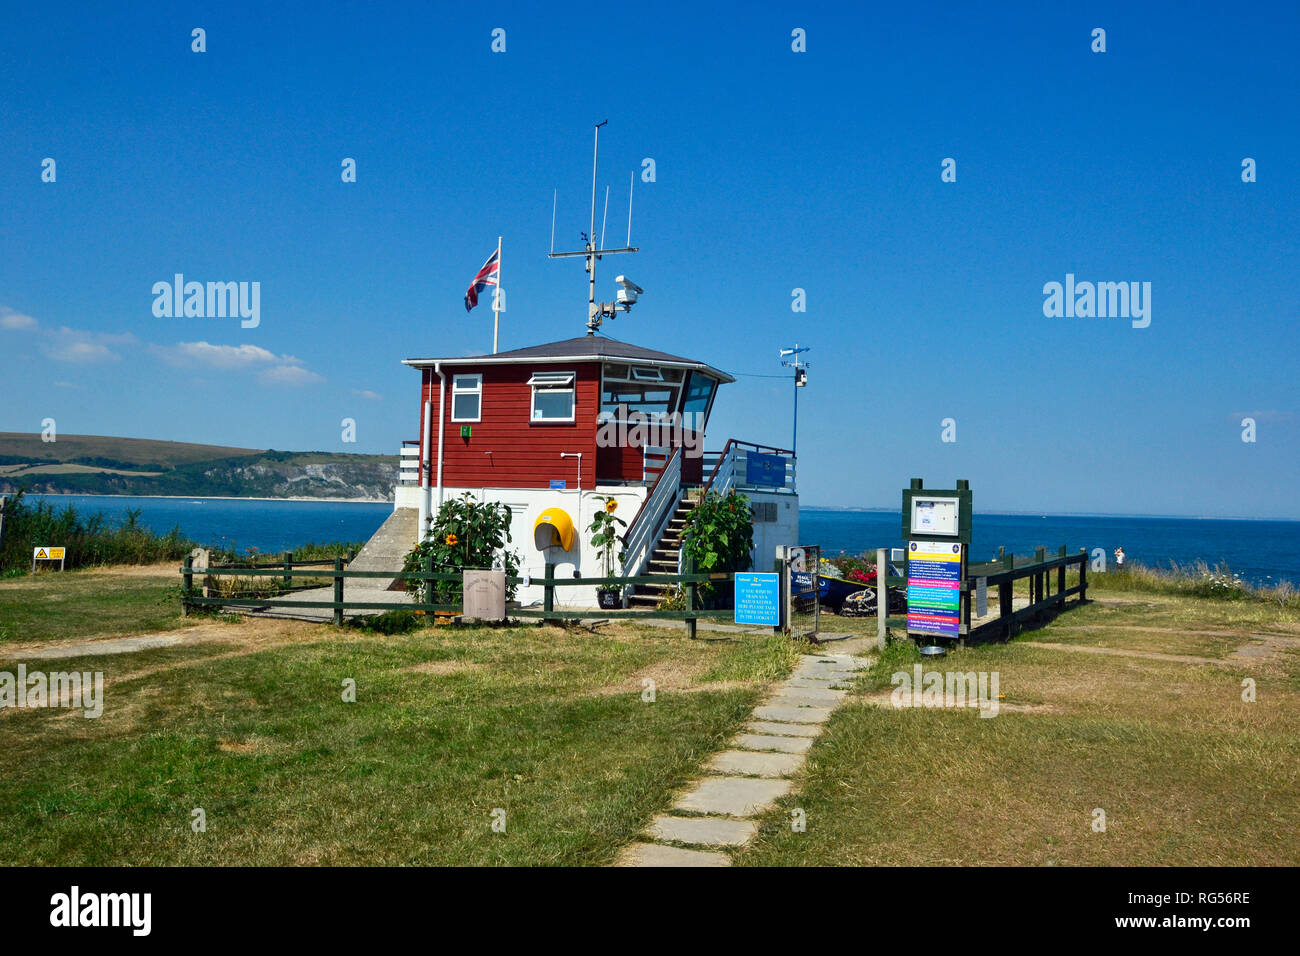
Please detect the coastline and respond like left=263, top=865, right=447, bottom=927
left=25, top=492, right=393, bottom=505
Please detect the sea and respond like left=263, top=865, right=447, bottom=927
left=24, top=495, right=1300, bottom=587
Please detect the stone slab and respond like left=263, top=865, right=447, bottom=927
left=646, top=815, right=756, bottom=847
left=747, top=720, right=823, bottom=738
left=752, top=704, right=833, bottom=724
left=772, top=685, right=846, bottom=704
left=793, top=663, right=861, bottom=677
left=786, top=676, right=857, bottom=688
left=733, top=733, right=814, bottom=754
left=707, top=749, right=804, bottom=778
left=617, top=842, right=730, bottom=867
left=674, top=776, right=793, bottom=817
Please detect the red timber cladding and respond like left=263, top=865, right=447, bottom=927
left=422, top=361, right=601, bottom=490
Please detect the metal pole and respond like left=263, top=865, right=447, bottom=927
left=876, top=548, right=888, bottom=650
left=792, top=360, right=798, bottom=454
left=492, top=235, right=502, bottom=354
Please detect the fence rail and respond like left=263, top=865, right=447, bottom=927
left=963, top=546, right=1088, bottom=642
left=181, top=556, right=740, bottom=637
left=810, top=544, right=1087, bottom=646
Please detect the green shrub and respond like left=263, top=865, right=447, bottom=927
left=0, top=491, right=194, bottom=573
left=680, top=490, right=754, bottom=607
left=402, top=494, right=519, bottom=605
left=348, top=609, right=423, bottom=634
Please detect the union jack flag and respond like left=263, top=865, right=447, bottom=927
left=464, top=248, right=500, bottom=312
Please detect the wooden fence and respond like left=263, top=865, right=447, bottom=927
left=818, top=545, right=1088, bottom=646
left=963, top=546, right=1088, bottom=642
left=181, top=556, right=740, bottom=638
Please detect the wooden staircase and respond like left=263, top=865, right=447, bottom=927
left=627, top=492, right=698, bottom=607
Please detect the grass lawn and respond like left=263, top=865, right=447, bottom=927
left=0, top=563, right=194, bottom=644
left=736, top=584, right=1300, bottom=866
left=0, top=567, right=802, bottom=865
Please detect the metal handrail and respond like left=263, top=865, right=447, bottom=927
left=622, top=446, right=684, bottom=578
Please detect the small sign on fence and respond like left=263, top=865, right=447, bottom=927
left=463, top=570, right=506, bottom=622
left=32, top=546, right=67, bottom=572
left=734, top=572, right=780, bottom=627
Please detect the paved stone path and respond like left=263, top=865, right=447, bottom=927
left=616, top=647, right=869, bottom=867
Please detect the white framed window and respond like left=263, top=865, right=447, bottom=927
left=528, top=370, right=576, bottom=423
left=451, top=374, right=482, bottom=422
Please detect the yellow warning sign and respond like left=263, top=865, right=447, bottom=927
left=33, top=547, right=66, bottom=560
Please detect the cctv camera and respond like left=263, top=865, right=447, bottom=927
left=615, top=275, right=644, bottom=295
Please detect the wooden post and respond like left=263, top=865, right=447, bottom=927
left=1034, top=547, right=1046, bottom=607
left=283, top=551, right=293, bottom=589
left=1058, top=545, right=1067, bottom=609
left=1078, top=548, right=1089, bottom=603
left=333, top=557, right=344, bottom=626
left=543, top=561, right=555, bottom=623
left=685, top=553, right=697, bottom=639
left=774, top=555, right=786, bottom=636
left=422, top=551, right=434, bottom=606
left=1000, top=551, right=1014, bottom=639
left=876, top=547, right=888, bottom=651
left=182, top=555, right=193, bottom=616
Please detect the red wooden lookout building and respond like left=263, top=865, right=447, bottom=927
left=391, top=333, right=798, bottom=608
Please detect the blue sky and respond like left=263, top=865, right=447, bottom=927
left=2, top=1, right=1297, bottom=517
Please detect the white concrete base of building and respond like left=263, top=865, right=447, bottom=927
left=393, top=483, right=798, bottom=609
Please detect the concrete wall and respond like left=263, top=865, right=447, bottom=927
left=393, top=483, right=800, bottom=610
left=748, top=491, right=801, bottom=574
left=397, top=484, right=648, bottom=608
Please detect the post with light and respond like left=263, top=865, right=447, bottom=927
left=779, top=345, right=810, bottom=456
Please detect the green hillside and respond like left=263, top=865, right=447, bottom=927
left=0, top=433, right=397, bottom=500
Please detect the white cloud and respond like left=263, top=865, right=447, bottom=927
left=352, top=389, right=383, bottom=400
left=153, top=340, right=280, bottom=368
left=38, top=327, right=137, bottom=364
left=0, top=310, right=37, bottom=331
left=260, top=364, right=325, bottom=386
left=45, top=340, right=120, bottom=363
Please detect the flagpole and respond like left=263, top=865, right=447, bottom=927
left=492, top=235, right=502, bottom=354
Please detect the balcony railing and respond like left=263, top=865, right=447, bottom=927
left=399, top=440, right=421, bottom=485
left=701, top=440, right=796, bottom=496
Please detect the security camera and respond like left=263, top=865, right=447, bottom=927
left=615, top=275, right=644, bottom=295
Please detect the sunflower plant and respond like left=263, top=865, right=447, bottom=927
left=588, top=495, right=627, bottom=593
left=402, top=494, right=520, bottom=605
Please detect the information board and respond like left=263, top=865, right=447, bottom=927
left=745, top=452, right=786, bottom=488
left=906, top=540, right=962, bottom=638
left=734, top=572, right=780, bottom=626
left=910, top=497, right=959, bottom=537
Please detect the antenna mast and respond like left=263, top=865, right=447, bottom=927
left=549, top=121, right=642, bottom=335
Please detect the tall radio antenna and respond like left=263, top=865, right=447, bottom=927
left=548, top=120, right=643, bottom=335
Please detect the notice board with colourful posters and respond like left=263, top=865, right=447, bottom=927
left=906, top=540, right=963, bottom=638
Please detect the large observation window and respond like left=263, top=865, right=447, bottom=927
left=599, top=364, right=683, bottom=421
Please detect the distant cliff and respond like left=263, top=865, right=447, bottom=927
left=0, top=433, right=397, bottom=501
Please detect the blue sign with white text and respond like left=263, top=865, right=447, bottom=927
left=734, top=572, right=781, bottom=626
left=745, top=452, right=786, bottom=488
left=549, top=479, right=567, bottom=489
